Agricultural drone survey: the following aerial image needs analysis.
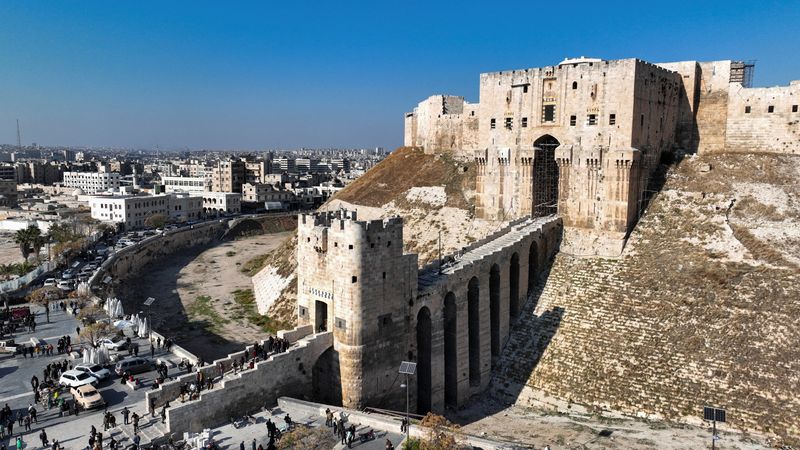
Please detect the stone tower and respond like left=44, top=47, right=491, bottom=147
left=296, top=210, right=418, bottom=410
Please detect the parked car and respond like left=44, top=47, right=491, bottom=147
left=74, top=363, right=112, bottom=381
left=70, top=384, right=106, bottom=409
left=84, top=263, right=98, bottom=271
left=96, top=336, right=128, bottom=351
left=114, top=357, right=153, bottom=375
left=59, top=370, right=99, bottom=388
left=62, top=269, right=75, bottom=280
left=43, top=278, right=57, bottom=287
left=57, top=280, right=74, bottom=292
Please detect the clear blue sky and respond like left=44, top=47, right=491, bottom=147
left=1, top=1, right=798, bottom=151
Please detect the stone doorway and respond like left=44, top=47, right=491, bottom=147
left=315, top=300, right=328, bottom=332
left=533, top=135, right=560, bottom=217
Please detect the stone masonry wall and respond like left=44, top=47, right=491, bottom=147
left=494, top=182, right=800, bottom=437
left=166, top=329, right=332, bottom=434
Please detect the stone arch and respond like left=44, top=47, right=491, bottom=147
left=510, top=252, right=520, bottom=319
left=467, top=276, right=480, bottom=387
left=312, top=347, right=342, bottom=406
left=528, top=240, right=539, bottom=294
left=490, top=263, right=501, bottom=364
left=416, top=306, right=432, bottom=415
left=533, top=134, right=561, bottom=217
left=443, top=292, right=457, bottom=408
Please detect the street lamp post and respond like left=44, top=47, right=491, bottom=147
left=399, top=361, right=417, bottom=443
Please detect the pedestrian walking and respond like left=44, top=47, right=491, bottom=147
left=385, top=440, right=394, bottom=450
left=239, top=442, right=245, bottom=450
left=150, top=345, right=154, bottom=358
left=251, top=439, right=256, bottom=450
left=149, top=398, right=155, bottom=417
left=160, top=405, right=167, bottom=424
left=122, top=406, right=130, bottom=424
left=39, top=428, right=48, bottom=447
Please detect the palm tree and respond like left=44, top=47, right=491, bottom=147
left=13, top=225, right=41, bottom=260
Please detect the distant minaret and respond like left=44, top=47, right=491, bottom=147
left=16, top=119, right=21, bottom=149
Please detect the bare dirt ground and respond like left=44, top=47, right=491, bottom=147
left=0, top=234, right=24, bottom=265
left=122, top=232, right=292, bottom=361
left=456, top=398, right=769, bottom=450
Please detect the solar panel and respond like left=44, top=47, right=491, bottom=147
left=399, top=361, right=417, bottom=375
left=143, top=297, right=156, bottom=306
left=703, top=406, right=726, bottom=423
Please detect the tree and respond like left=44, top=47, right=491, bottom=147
left=27, top=286, right=62, bottom=323
left=48, top=222, right=80, bottom=244
left=14, top=225, right=42, bottom=260
left=79, top=322, right=116, bottom=347
left=77, top=303, right=106, bottom=325
left=144, top=213, right=168, bottom=229
left=401, top=414, right=466, bottom=450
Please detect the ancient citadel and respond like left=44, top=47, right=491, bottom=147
left=405, top=57, right=799, bottom=255
left=148, top=57, right=799, bottom=440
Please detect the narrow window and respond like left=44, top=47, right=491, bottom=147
left=793, top=105, right=798, bottom=113
left=351, top=276, right=357, bottom=283
left=387, top=241, right=391, bottom=247
left=768, top=105, right=775, bottom=113
left=348, top=244, right=353, bottom=250
left=587, top=114, right=597, bottom=125
left=640, top=114, right=645, bottom=126
left=522, top=85, right=529, bottom=93
left=504, top=117, right=513, bottom=129
left=370, top=243, right=375, bottom=248
left=569, top=115, right=577, bottom=126
left=542, top=105, right=555, bottom=123
left=382, top=272, right=386, bottom=279
left=490, top=118, right=496, bottom=129
left=745, top=106, right=751, bottom=114
left=609, top=113, right=616, bottom=125
left=521, top=117, right=528, bottom=128
left=572, top=81, right=578, bottom=90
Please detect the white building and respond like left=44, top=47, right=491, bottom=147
left=63, top=171, right=121, bottom=194
left=89, top=193, right=203, bottom=229
left=161, top=176, right=210, bottom=193
left=200, top=191, right=241, bottom=216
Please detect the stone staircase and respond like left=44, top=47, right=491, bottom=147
left=109, top=415, right=170, bottom=447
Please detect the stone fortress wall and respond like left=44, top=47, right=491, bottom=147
left=295, top=209, right=562, bottom=416
left=405, top=57, right=800, bottom=257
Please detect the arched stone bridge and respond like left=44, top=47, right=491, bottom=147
left=410, top=215, right=561, bottom=413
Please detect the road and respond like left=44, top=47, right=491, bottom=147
left=0, top=305, right=188, bottom=449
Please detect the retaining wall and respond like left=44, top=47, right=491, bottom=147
left=165, top=329, right=332, bottom=434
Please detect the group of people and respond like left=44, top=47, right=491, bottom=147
left=249, top=336, right=290, bottom=360
left=40, top=360, right=72, bottom=384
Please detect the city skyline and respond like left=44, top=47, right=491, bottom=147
left=1, top=0, right=798, bottom=150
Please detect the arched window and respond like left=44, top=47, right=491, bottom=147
left=572, top=81, right=578, bottom=90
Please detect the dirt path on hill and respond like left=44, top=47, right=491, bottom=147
left=121, top=232, right=292, bottom=361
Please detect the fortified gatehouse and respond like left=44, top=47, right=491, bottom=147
left=296, top=209, right=561, bottom=415
left=405, top=57, right=799, bottom=256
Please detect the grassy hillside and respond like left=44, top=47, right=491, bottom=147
left=334, top=146, right=475, bottom=210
